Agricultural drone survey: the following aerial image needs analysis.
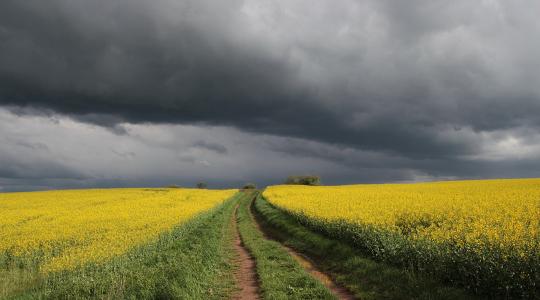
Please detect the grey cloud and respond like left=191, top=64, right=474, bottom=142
left=111, top=149, right=136, bottom=159
left=2, top=1, right=539, bottom=158
left=2, top=107, right=540, bottom=192
left=0, top=157, right=87, bottom=180
left=192, top=140, right=228, bottom=154
left=178, top=155, right=211, bottom=166
left=14, top=141, right=49, bottom=151
left=1, top=0, right=540, bottom=190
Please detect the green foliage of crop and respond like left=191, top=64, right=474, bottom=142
left=278, top=208, right=538, bottom=299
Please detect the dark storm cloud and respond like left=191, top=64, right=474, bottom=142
left=1, top=0, right=540, bottom=185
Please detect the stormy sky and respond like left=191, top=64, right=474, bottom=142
left=1, top=0, right=540, bottom=191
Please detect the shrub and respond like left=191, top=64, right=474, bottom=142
left=242, top=183, right=257, bottom=190
left=196, top=182, right=207, bottom=189
left=285, top=176, right=321, bottom=186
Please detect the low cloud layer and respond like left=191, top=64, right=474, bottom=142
left=2, top=108, right=540, bottom=192
left=1, top=0, right=540, bottom=190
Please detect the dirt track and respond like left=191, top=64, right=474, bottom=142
left=232, top=204, right=260, bottom=299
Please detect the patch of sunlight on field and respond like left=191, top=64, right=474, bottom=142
left=0, top=188, right=236, bottom=273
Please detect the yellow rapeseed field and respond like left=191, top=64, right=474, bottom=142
left=264, top=178, right=540, bottom=257
left=264, top=179, right=540, bottom=296
left=0, top=188, right=236, bottom=273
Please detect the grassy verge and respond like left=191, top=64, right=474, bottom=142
left=236, top=191, right=336, bottom=299
left=7, top=193, right=242, bottom=299
left=253, top=194, right=481, bottom=300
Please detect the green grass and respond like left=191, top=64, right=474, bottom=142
left=236, top=191, right=336, bottom=300
left=253, top=194, right=482, bottom=300
left=6, top=193, right=242, bottom=299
